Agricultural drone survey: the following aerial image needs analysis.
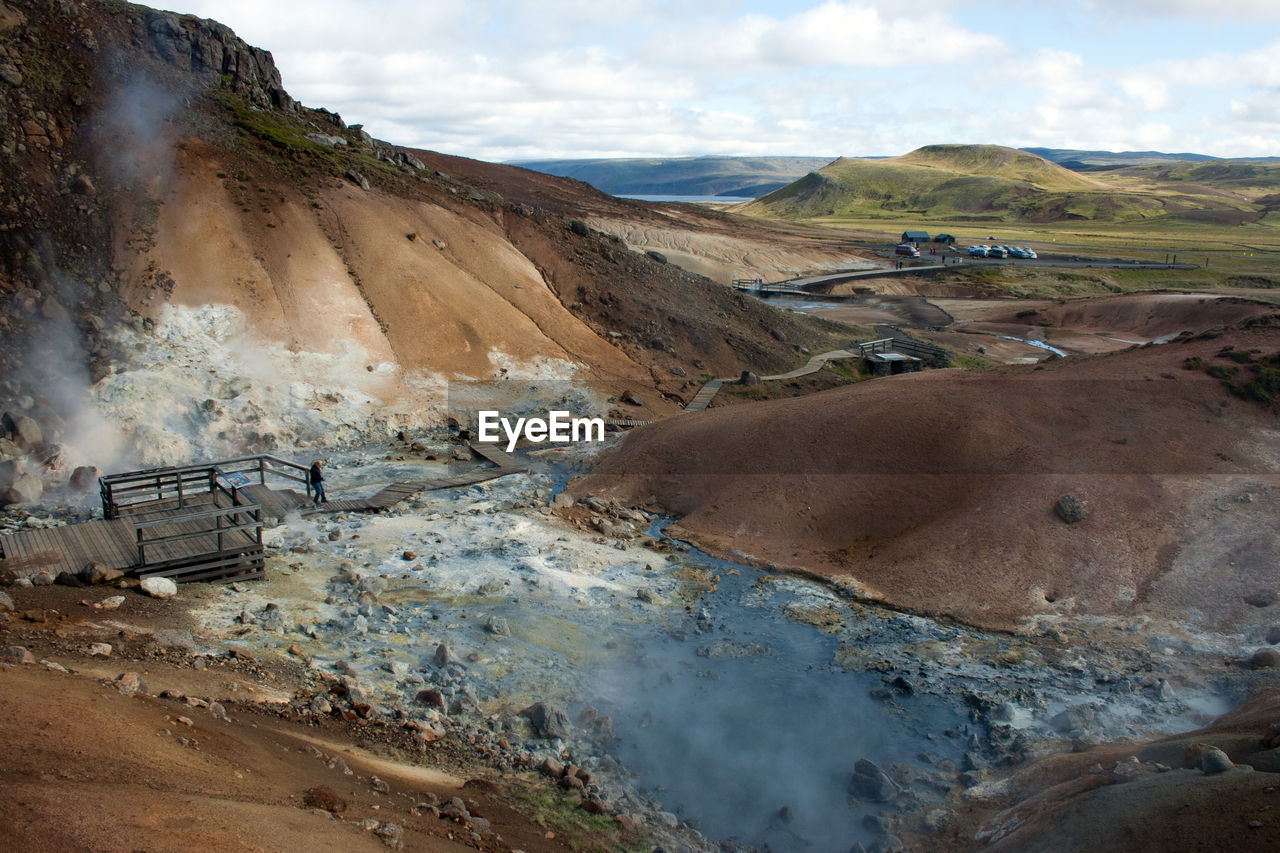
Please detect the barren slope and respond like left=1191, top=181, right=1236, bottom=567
left=577, top=326, right=1280, bottom=632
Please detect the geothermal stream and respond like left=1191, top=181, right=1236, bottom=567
left=174, top=442, right=1240, bottom=852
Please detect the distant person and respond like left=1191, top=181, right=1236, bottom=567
left=309, top=461, right=326, bottom=506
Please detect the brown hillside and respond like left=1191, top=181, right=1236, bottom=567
left=577, top=326, right=1280, bottom=632
left=0, top=0, right=850, bottom=461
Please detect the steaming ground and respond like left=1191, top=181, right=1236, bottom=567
left=67, top=303, right=606, bottom=471
left=168, top=443, right=1258, bottom=853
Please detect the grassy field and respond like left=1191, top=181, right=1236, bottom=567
left=782, top=213, right=1280, bottom=285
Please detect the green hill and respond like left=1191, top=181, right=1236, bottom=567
left=512, top=155, right=835, bottom=198
left=743, top=144, right=1268, bottom=225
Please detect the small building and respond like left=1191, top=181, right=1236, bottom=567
left=932, top=233, right=956, bottom=244
left=901, top=230, right=929, bottom=245
left=865, top=351, right=923, bottom=376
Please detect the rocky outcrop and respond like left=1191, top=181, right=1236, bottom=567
left=144, top=10, right=294, bottom=110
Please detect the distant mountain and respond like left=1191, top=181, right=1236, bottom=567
left=511, top=156, right=836, bottom=199
left=1025, top=147, right=1280, bottom=170
left=743, top=144, right=1275, bottom=225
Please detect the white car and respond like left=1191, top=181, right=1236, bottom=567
left=967, top=245, right=989, bottom=257
left=1021, top=247, right=1038, bottom=259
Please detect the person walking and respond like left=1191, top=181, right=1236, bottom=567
left=309, top=461, right=326, bottom=506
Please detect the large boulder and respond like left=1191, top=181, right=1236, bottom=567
left=1, top=412, right=42, bottom=450
left=70, top=466, right=102, bottom=491
left=520, top=701, right=571, bottom=740
left=80, top=562, right=124, bottom=585
left=2, top=473, right=43, bottom=504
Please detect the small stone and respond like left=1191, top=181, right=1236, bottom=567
left=152, top=629, right=196, bottom=652
left=1251, top=648, right=1280, bottom=669
left=1051, top=704, right=1097, bottom=733
left=0, top=591, right=13, bottom=612
left=88, top=642, right=112, bottom=657
left=0, top=645, right=36, bottom=664
left=485, top=615, right=510, bottom=636
left=116, top=671, right=145, bottom=696
left=739, top=370, right=762, bottom=386
left=415, top=689, right=446, bottom=710
left=303, top=785, right=347, bottom=813
left=80, top=562, right=123, bottom=585
left=849, top=758, right=898, bottom=802
left=140, top=576, right=178, bottom=599
left=1055, top=495, right=1086, bottom=524
left=1157, top=679, right=1176, bottom=702
left=374, top=822, right=403, bottom=848
left=98, top=595, right=125, bottom=611
left=401, top=551, right=416, bottom=561
left=209, top=702, right=229, bottom=721
left=620, top=389, right=644, bottom=406
left=1201, top=747, right=1234, bottom=775
left=1267, top=626, right=1280, bottom=645
left=31, top=571, right=55, bottom=586
left=370, top=775, right=391, bottom=794
left=521, top=701, right=571, bottom=740
left=433, top=643, right=453, bottom=666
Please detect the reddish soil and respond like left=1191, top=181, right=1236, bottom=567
left=578, top=325, right=1280, bottom=632
left=0, top=585, right=619, bottom=853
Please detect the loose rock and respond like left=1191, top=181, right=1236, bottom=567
left=1201, top=747, right=1234, bottom=775
left=140, top=576, right=178, bottom=600
left=1054, top=495, right=1086, bottom=524
left=849, top=758, right=899, bottom=802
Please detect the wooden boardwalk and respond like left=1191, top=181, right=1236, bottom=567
left=0, top=442, right=530, bottom=582
left=0, top=496, right=259, bottom=580
left=684, top=380, right=724, bottom=412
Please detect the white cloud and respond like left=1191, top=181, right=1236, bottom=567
left=165, top=1, right=1280, bottom=159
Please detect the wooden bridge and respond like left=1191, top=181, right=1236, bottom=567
left=0, top=444, right=528, bottom=586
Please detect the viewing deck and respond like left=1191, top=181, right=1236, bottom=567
left=0, top=444, right=528, bottom=586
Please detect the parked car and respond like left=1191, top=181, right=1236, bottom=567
left=895, top=244, right=920, bottom=257
left=987, top=246, right=1008, bottom=259
left=1008, top=246, right=1029, bottom=259
left=1021, top=247, right=1038, bottom=259
left=967, top=244, right=989, bottom=257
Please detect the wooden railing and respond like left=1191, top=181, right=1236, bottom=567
left=100, top=455, right=309, bottom=520
left=131, top=480, right=263, bottom=572
left=855, top=337, right=950, bottom=366
left=94, top=455, right=306, bottom=584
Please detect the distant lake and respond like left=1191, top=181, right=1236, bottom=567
left=618, top=194, right=755, bottom=204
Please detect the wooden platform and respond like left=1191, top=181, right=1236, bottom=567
left=0, top=497, right=259, bottom=581
left=0, top=444, right=530, bottom=584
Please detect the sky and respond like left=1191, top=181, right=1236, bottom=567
left=168, top=0, right=1280, bottom=162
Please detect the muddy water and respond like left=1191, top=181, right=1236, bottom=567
left=195, top=446, right=1239, bottom=853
